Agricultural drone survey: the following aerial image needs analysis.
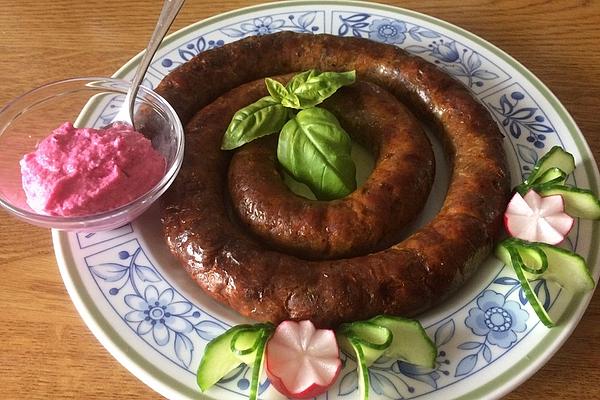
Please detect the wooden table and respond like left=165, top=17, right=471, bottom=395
left=1, top=1, right=598, bottom=399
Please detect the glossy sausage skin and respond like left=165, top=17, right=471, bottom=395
left=157, top=32, right=511, bottom=328
left=228, top=79, right=435, bottom=260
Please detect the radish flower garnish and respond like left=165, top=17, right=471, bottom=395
left=265, top=320, right=342, bottom=399
left=504, top=189, right=574, bottom=245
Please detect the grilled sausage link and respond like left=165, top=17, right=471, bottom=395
left=157, top=32, right=511, bottom=328
left=228, top=79, right=435, bottom=260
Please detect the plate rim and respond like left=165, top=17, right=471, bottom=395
left=53, top=1, right=600, bottom=399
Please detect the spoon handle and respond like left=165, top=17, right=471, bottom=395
left=124, top=0, right=185, bottom=126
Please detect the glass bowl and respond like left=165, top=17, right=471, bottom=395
left=0, top=77, right=184, bottom=231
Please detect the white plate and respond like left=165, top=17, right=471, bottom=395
left=53, top=1, right=600, bottom=399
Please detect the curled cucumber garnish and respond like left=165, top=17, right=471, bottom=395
left=337, top=316, right=436, bottom=400
left=496, top=238, right=594, bottom=327
left=197, top=323, right=273, bottom=400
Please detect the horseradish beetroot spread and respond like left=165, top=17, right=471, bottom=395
left=20, top=122, right=165, bottom=216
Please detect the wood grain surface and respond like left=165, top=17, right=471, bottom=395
left=1, top=1, right=599, bottom=399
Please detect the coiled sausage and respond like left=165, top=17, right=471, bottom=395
left=157, top=32, right=510, bottom=328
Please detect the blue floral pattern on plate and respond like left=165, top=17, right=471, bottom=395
left=151, top=11, right=325, bottom=75
left=56, top=3, right=595, bottom=400
left=332, top=11, right=510, bottom=93
left=85, top=239, right=273, bottom=397
left=368, top=18, right=409, bottom=44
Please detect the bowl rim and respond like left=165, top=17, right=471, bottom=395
left=0, top=76, right=185, bottom=230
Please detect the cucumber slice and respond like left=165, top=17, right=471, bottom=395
left=537, top=185, right=600, bottom=219
left=496, top=239, right=594, bottom=327
left=534, top=167, right=568, bottom=185
left=525, top=146, right=575, bottom=185
left=337, top=317, right=437, bottom=400
left=197, top=323, right=273, bottom=399
left=506, top=246, right=555, bottom=328
left=197, top=325, right=248, bottom=391
left=495, top=240, right=511, bottom=262
left=516, top=167, right=567, bottom=195
left=230, top=323, right=273, bottom=363
left=518, top=245, right=548, bottom=275
left=368, top=315, right=437, bottom=369
left=497, top=238, right=594, bottom=292
left=337, top=322, right=393, bottom=400
left=498, top=238, right=548, bottom=275
left=523, top=243, right=595, bottom=292
left=338, top=321, right=392, bottom=365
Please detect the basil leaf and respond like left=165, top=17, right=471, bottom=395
left=265, top=78, right=289, bottom=102
left=221, top=96, right=289, bottom=150
left=285, top=69, right=318, bottom=93
left=281, top=70, right=356, bottom=109
left=277, top=107, right=356, bottom=200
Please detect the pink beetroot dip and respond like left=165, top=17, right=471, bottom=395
left=20, top=122, right=166, bottom=216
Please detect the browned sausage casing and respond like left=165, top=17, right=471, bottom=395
left=158, top=32, right=511, bottom=328
left=229, top=79, right=435, bottom=260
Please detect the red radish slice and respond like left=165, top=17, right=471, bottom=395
left=504, top=189, right=574, bottom=244
left=265, top=320, right=342, bottom=399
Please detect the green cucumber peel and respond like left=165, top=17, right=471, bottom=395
left=247, top=327, right=272, bottom=400
left=196, top=323, right=273, bottom=398
left=230, top=323, right=273, bottom=360
left=497, top=238, right=594, bottom=291
left=535, top=167, right=568, bottom=185
left=505, top=245, right=555, bottom=328
left=496, top=238, right=548, bottom=275
left=338, top=317, right=437, bottom=367
left=520, top=241, right=594, bottom=291
left=346, top=336, right=371, bottom=400
left=197, top=325, right=247, bottom=392
left=337, top=317, right=437, bottom=400
left=338, top=321, right=393, bottom=351
left=221, top=69, right=357, bottom=200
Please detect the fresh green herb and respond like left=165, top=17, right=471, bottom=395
left=220, top=96, right=288, bottom=150
left=286, top=69, right=317, bottom=93
left=281, top=70, right=356, bottom=109
left=278, top=107, right=356, bottom=200
left=221, top=69, right=357, bottom=200
left=264, top=78, right=290, bottom=103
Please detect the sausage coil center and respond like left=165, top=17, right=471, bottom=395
left=228, top=77, right=435, bottom=260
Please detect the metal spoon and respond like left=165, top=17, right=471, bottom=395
left=114, top=0, right=185, bottom=128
